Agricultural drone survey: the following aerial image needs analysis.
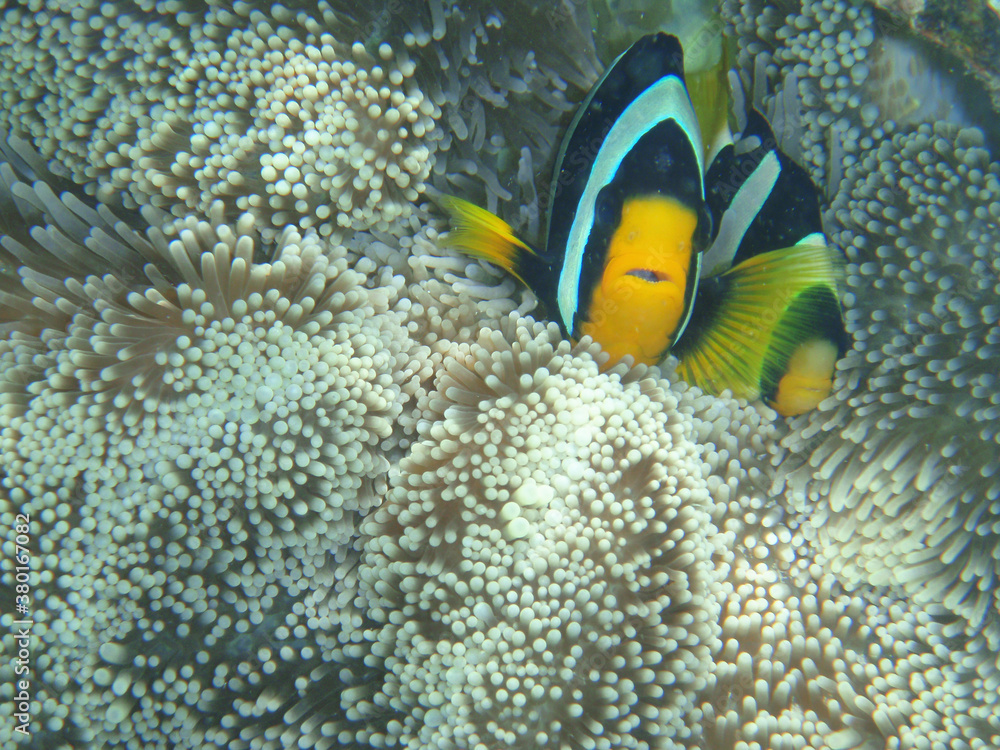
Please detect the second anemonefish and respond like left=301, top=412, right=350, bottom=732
left=440, top=33, right=847, bottom=416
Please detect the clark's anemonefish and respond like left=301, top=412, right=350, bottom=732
left=440, top=33, right=847, bottom=416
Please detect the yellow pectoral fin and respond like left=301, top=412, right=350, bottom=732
left=674, top=242, right=845, bottom=413
left=439, top=195, right=534, bottom=283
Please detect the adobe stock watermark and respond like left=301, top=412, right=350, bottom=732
left=10, top=512, right=33, bottom=738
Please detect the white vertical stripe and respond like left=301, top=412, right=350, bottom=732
left=700, top=151, right=781, bottom=278
left=671, top=251, right=702, bottom=345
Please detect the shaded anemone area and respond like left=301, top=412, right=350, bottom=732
left=0, top=0, right=599, bottom=244
left=726, top=0, right=1000, bottom=632
left=1, top=1, right=1000, bottom=749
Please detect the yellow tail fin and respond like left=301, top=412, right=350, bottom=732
left=675, top=241, right=845, bottom=415
left=439, top=196, right=535, bottom=285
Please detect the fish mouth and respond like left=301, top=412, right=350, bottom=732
left=625, top=268, right=671, bottom=283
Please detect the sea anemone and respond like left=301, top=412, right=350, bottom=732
left=2, top=192, right=411, bottom=567
left=773, top=121, right=1000, bottom=629
left=0, top=2, right=442, bottom=241
left=146, top=5, right=440, bottom=238
left=383, top=0, right=601, bottom=235
left=0, top=0, right=601, bottom=243
left=724, top=0, right=985, bottom=189
left=0, top=141, right=416, bottom=745
left=699, top=546, right=1000, bottom=749
left=724, top=0, right=1000, bottom=628
left=724, top=0, right=878, bottom=188
left=5, top=0, right=1000, bottom=747
left=347, top=314, right=722, bottom=748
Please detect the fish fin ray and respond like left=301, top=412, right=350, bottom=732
left=439, top=195, right=537, bottom=285
left=675, top=242, right=845, bottom=410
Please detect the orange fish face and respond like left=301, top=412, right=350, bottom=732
left=579, top=195, right=698, bottom=366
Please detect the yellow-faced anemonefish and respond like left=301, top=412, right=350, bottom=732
left=439, top=32, right=848, bottom=416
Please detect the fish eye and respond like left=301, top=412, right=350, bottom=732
left=595, top=191, right=619, bottom=226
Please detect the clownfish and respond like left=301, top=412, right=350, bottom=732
left=681, top=107, right=849, bottom=415
left=440, top=33, right=846, bottom=416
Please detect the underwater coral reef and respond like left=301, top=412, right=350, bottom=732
left=1, top=1, right=999, bottom=749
